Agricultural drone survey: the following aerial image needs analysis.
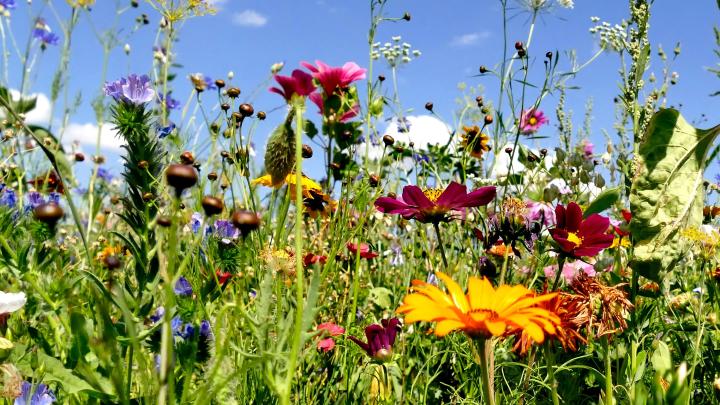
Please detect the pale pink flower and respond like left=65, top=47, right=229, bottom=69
left=519, top=108, right=549, bottom=134
left=544, top=260, right=596, bottom=284
left=526, top=201, right=556, bottom=227
left=301, top=60, right=366, bottom=96
left=582, top=140, right=594, bottom=157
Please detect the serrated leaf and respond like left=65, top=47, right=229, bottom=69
left=629, top=109, right=720, bottom=281
left=584, top=187, right=621, bottom=217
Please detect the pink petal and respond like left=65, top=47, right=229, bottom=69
left=402, top=185, right=434, bottom=209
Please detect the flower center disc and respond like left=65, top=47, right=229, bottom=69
left=422, top=188, right=444, bottom=204
left=528, top=117, right=538, bottom=126
left=567, top=232, right=583, bottom=247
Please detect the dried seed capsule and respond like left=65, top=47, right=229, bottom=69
left=425, top=102, right=434, bottom=111
left=239, top=103, right=254, bottom=117
left=33, top=203, right=64, bottom=227
left=382, top=135, right=395, bottom=146
left=302, top=144, right=313, bottom=159
left=232, top=210, right=261, bottom=237
left=201, top=196, right=224, bottom=216
left=221, top=103, right=230, bottom=111
left=74, top=152, right=85, bottom=162
left=214, top=79, right=226, bottom=89
left=226, top=87, right=241, bottom=98
left=207, top=172, right=218, bottom=181
left=257, top=111, right=267, bottom=120
left=166, top=164, right=198, bottom=196
left=369, top=174, right=380, bottom=187
left=484, top=114, right=494, bottom=125
left=180, top=151, right=194, bottom=165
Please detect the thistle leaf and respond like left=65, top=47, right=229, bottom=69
left=629, top=109, right=720, bottom=281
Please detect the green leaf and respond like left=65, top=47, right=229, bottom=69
left=629, top=109, right=720, bottom=281
left=367, top=287, right=393, bottom=310
left=650, top=341, right=671, bottom=372
left=584, top=187, right=621, bottom=217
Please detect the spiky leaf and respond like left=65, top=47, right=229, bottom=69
left=629, top=109, right=720, bottom=281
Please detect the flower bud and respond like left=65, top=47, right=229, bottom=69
left=207, top=172, right=218, bottom=181
left=382, top=135, right=395, bottom=146
left=479, top=65, right=488, bottom=73
left=302, top=144, right=313, bottom=159
left=221, top=103, right=230, bottom=111
left=378, top=75, right=386, bottom=82
left=402, top=12, right=411, bottom=21
left=484, top=114, right=493, bottom=125
left=165, top=164, right=198, bottom=196
left=515, top=41, right=524, bottom=50
left=239, top=103, right=254, bottom=117
left=157, top=216, right=171, bottom=227
left=226, top=87, right=241, bottom=98
left=232, top=210, right=261, bottom=237
left=74, top=152, right=85, bottom=162
left=257, top=111, right=267, bottom=120
left=180, top=151, right=194, bottom=165
left=33, top=203, right=64, bottom=227
left=424, top=102, right=433, bottom=111
left=214, top=79, right=225, bottom=89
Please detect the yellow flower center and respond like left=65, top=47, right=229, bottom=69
left=567, top=232, right=583, bottom=247
left=528, top=117, right=538, bottom=126
left=422, top=188, right=444, bottom=203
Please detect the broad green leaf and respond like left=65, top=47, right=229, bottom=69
left=629, top=109, right=720, bottom=281
left=650, top=341, right=671, bottom=372
left=584, top=187, right=621, bottom=217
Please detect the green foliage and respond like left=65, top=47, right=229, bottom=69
left=629, top=109, right=720, bottom=281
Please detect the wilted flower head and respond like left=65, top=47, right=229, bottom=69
left=0, top=363, right=22, bottom=399
left=519, top=108, right=549, bottom=134
left=269, top=69, right=315, bottom=102
left=374, top=182, right=496, bottom=224
left=301, top=60, right=366, bottom=96
left=348, top=318, right=401, bottom=362
left=568, top=273, right=633, bottom=338
left=104, top=74, right=155, bottom=105
left=14, top=381, right=55, bottom=405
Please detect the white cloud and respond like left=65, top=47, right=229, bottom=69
left=3, top=90, right=52, bottom=126
left=451, top=31, right=491, bottom=47
left=62, top=122, right=125, bottom=152
left=360, top=115, right=453, bottom=166
left=232, top=10, right=267, bottom=27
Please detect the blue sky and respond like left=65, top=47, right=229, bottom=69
left=4, top=0, right=720, bottom=181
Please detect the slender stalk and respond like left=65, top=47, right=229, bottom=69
left=551, top=255, right=566, bottom=291
left=604, top=337, right=613, bottom=405
left=158, top=198, right=180, bottom=405
left=545, top=341, right=560, bottom=405
left=433, top=222, right=449, bottom=270
left=476, top=338, right=496, bottom=405
left=281, top=99, right=306, bottom=405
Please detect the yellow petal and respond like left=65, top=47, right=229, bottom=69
left=434, top=319, right=465, bottom=337
left=436, top=272, right=470, bottom=313
left=485, top=320, right=507, bottom=336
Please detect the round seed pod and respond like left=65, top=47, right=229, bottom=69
left=157, top=216, right=172, bottom=227
left=180, top=151, right=195, bottom=165
left=166, top=164, right=198, bottom=196
left=232, top=210, right=261, bottom=237
left=302, top=144, right=313, bottom=159
left=382, top=135, right=395, bottom=146
left=226, top=87, right=241, bottom=98
left=201, top=196, right=224, bottom=216
left=239, top=103, right=254, bottom=117
left=34, top=203, right=64, bottom=227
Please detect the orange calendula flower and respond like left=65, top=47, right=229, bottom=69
left=397, top=272, right=560, bottom=344
left=461, top=125, right=491, bottom=158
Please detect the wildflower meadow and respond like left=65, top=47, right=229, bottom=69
left=0, top=0, right=720, bottom=403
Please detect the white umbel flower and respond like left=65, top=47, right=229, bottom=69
left=558, top=0, right=574, bottom=8
left=0, top=292, right=25, bottom=315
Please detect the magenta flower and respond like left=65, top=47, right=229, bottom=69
left=375, top=182, right=496, bottom=224
left=269, top=69, right=316, bottom=101
left=308, top=92, right=359, bottom=122
left=301, top=60, right=366, bottom=96
left=317, top=322, right=345, bottom=352
left=348, top=318, right=401, bottom=362
left=347, top=242, right=379, bottom=259
left=519, top=108, right=549, bottom=134
left=582, top=140, right=594, bottom=157
left=549, top=202, right=614, bottom=258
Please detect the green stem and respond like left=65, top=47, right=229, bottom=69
left=545, top=341, right=560, bottom=405
left=433, top=222, right=449, bottom=270
left=281, top=99, right=306, bottom=405
left=604, top=337, right=613, bottom=405
left=551, top=255, right=566, bottom=291
left=476, top=338, right=496, bottom=405
left=158, top=198, right=180, bottom=405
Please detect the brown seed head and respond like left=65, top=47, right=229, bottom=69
left=201, top=196, right=224, bottom=216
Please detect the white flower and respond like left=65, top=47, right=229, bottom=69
left=557, top=0, right=574, bottom=9
left=0, top=292, right=25, bottom=315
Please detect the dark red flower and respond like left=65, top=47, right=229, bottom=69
left=348, top=318, right=401, bottom=362
left=269, top=69, right=316, bottom=102
left=614, top=209, right=632, bottom=237
left=374, top=181, right=496, bottom=224
left=216, top=270, right=232, bottom=285
left=303, top=252, right=327, bottom=267
left=347, top=242, right=378, bottom=259
left=28, top=171, right=64, bottom=194
left=549, top=202, right=614, bottom=258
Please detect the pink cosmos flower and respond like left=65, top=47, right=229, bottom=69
left=317, top=322, right=345, bottom=352
left=375, top=182, right=496, bottom=224
left=582, top=140, right=594, bottom=157
left=543, top=260, right=596, bottom=284
left=301, top=60, right=366, bottom=96
left=308, top=92, right=359, bottom=122
left=549, top=202, right=614, bottom=258
left=347, top=242, right=379, bottom=259
left=519, top=108, right=549, bottom=134
left=526, top=201, right=556, bottom=228
left=269, top=69, right=316, bottom=101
